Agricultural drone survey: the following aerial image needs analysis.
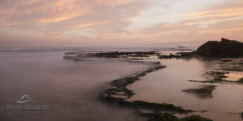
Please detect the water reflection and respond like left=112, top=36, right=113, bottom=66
left=225, top=72, right=243, bottom=81
left=128, top=58, right=243, bottom=121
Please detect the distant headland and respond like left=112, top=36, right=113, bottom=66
left=196, top=38, right=243, bottom=58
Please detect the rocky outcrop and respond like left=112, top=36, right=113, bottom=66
left=196, top=38, right=243, bottom=57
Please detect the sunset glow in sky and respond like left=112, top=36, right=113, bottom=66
left=0, top=0, right=243, bottom=47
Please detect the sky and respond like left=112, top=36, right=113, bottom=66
left=0, top=0, right=242, bottom=48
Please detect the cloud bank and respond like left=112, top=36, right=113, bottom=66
left=0, top=0, right=242, bottom=47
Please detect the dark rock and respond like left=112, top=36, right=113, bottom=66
left=241, top=112, right=243, bottom=119
left=182, top=85, right=216, bottom=99
left=181, top=115, right=212, bottom=121
left=147, top=111, right=178, bottom=121
left=238, top=78, right=243, bottom=83
left=131, top=101, right=192, bottom=113
left=145, top=111, right=212, bottom=121
left=157, top=52, right=197, bottom=59
left=87, top=51, right=158, bottom=58
left=196, top=38, right=243, bottom=57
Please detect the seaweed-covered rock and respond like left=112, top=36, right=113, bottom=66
left=146, top=111, right=212, bottom=121
left=147, top=111, right=178, bottom=121
left=196, top=38, right=243, bottom=57
left=183, top=85, right=216, bottom=99
left=241, top=112, right=243, bottom=119
left=132, top=101, right=192, bottom=113
left=237, top=78, right=243, bottom=83
left=87, top=51, right=158, bottom=58
left=181, top=115, right=212, bottom=121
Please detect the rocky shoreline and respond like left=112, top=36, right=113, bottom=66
left=64, top=51, right=214, bottom=121
left=63, top=38, right=243, bottom=120
left=158, top=38, right=243, bottom=59
left=98, top=60, right=213, bottom=121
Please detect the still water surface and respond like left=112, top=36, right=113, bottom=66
left=0, top=50, right=148, bottom=121
left=128, top=58, right=243, bottom=121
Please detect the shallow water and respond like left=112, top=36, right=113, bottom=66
left=128, top=58, right=243, bottom=121
left=1, top=49, right=243, bottom=121
left=0, top=50, right=149, bottom=121
left=225, top=72, right=243, bottom=81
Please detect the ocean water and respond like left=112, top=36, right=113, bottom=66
left=0, top=49, right=149, bottom=121
left=0, top=48, right=242, bottom=121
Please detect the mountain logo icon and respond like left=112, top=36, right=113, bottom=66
left=16, top=94, right=32, bottom=104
